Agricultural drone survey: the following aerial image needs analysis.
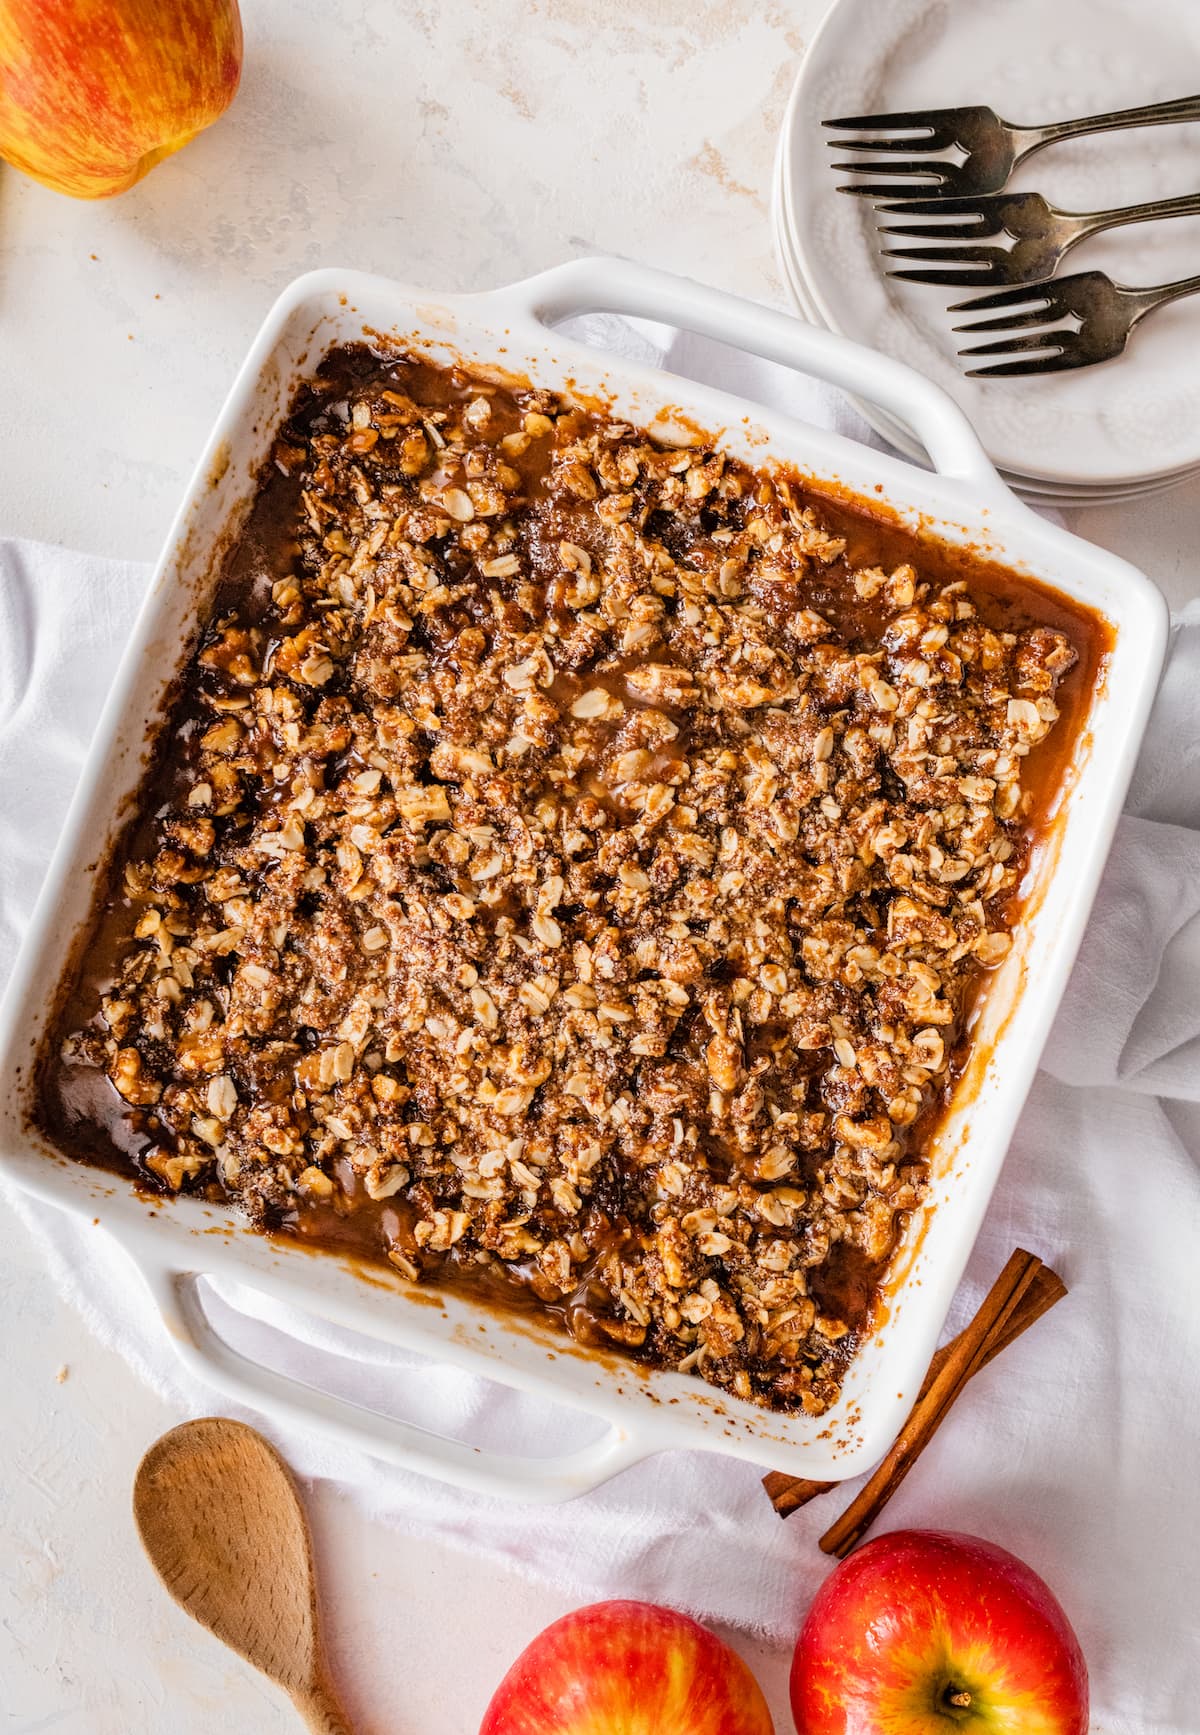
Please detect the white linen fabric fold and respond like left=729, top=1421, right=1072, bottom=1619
left=2, top=328, right=1198, bottom=1731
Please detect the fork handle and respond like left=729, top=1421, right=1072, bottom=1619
left=1078, top=190, right=1200, bottom=242
left=1127, top=272, right=1200, bottom=323
left=1021, top=94, right=1200, bottom=154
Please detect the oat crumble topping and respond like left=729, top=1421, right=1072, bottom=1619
left=45, top=346, right=1086, bottom=1416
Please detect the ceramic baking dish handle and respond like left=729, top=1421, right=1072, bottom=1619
left=496, top=255, right=1004, bottom=495
left=142, top=1264, right=650, bottom=1504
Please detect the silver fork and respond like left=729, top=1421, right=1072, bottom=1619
left=826, top=96, right=1200, bottom=199
left=875, top=190, right=1200, bottom=287
left=951, top=268, right=1200, bottom=377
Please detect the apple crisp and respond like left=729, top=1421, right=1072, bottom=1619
left=42, top=345, right=1097, bottom=1417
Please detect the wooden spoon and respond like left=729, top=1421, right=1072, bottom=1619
left=133, top=1417, right=354, bottom=1734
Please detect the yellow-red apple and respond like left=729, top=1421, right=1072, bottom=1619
left=791, top=1529, right=1088, bottom=1735
left=0, top=0, right=242, bottom=198
left=480, top=1599, right=774, bottom=1735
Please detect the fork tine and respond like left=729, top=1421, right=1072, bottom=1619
left=877, top=219, right=992, bottom=239
left=881, top=245, right=997, bottom=263
left=952, top=305, right=1064, bottom=333
left=829, top=159, right=952, bottom=181
left=825, top=135, right=953, bottom=155
left=965, top=353, right=1082, bottom=378
left=823, top=110, right=947, bottom=130
left=888, top=268, right=1000, bottom=286
left=957, top=334, right=1065, bottom=358
left=875, top=196, right=1001, bottom=215
left=836, top=182, right=948, bottom=199
left=947, top=283, right=1055, bottom=313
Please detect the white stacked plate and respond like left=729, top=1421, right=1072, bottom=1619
left=773, top=0, right=1200, bottom=505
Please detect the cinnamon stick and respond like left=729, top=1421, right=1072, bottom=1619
left=763, top=1256, right=1067, bottom=1519
left=815, top=1248, right=1046, bottom=1558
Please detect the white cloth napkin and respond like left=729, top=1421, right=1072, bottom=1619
left=3, top=329, right=1199, bottom=1734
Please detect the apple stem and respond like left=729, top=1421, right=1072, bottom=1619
left=946, top=1689, right=972, bottom=1710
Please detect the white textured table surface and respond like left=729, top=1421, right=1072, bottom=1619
left=4, top=2, right=1200, bottom=1730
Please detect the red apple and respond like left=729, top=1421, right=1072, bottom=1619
left=480, top=1599, right=774, bottom=1735
left=0, top=0, right=242, bottom=199
left=791, top=1529, right=1088, bottom=1734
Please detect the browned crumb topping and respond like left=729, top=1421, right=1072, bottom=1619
left=49, top=346, right=1081, bottom=1416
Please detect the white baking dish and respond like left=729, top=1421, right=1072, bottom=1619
left=0, top=258, right=1167, bottom=1503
